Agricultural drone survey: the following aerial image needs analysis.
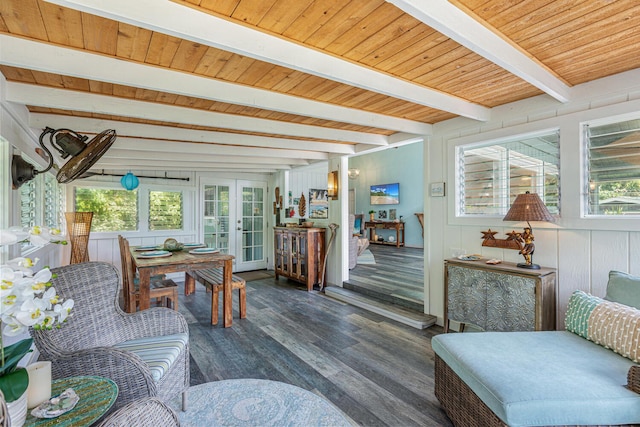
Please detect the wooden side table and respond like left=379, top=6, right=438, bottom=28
left=25, top=376, right=117, bottom=427
left=364, top=221, right=405, bottom=247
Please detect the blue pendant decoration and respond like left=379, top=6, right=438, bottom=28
left=121, top=172, right=139, bottom=190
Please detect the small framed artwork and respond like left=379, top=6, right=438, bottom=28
left=378, top=210, right=387, bottom=219
left=430, top=182, right=445, bottom=197
left=389, top=209, right=397, bottom=220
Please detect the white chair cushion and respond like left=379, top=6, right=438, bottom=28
left=114, top=333, right=188, bottom=382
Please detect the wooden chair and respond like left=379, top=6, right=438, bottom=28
left=118, top=236, right=179, bottom=312
left=187, top=268, right=246, bottom=325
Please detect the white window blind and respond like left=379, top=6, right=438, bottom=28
left=457, top=131, right=560, bottom=216
left=149, top=190, right=183, bottom=230
left=586, top=118, right=640, bottom=215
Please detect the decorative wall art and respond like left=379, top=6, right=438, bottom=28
left=430, top=182, right=445, bottom=197
left=309, top=188, right=329, bottom=219
left=389, top=209, right=397, bottom=220
left=378, top=210, right=387, bottom=219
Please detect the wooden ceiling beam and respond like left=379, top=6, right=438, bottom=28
left=6, top=82, right=387, bottom=145
left=41, top=0, right=490, bottom=121
left=102, top=149, right=310, bottom=166
left=93, top=158, right=290, bottom=171
left=389, top=0, right=572, bottom=103
left=29, top=114, right=356, bottom=155
left=0, top=35, right=425, bottom=135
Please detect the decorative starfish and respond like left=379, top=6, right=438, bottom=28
left=506, top=230, right=521, bottom=241
left=481, top=229, right=498, bottom=240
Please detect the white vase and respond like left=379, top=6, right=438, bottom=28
left=6, top=391, right=27, bottom=427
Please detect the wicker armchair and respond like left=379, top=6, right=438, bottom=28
left=30, top=262, right=189, bottom=411
left=96, top=397, right=180, bottom=427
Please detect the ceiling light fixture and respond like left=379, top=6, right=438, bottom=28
left=12, top=127, right=117, bottom=189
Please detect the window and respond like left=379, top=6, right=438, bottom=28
left=586, top=117, right=640, bottom=216
left=74, top=188, right=138, bottom=232
left=457, top=130, right=560, bottom=216
left=149, top=191, right=183, bottom=230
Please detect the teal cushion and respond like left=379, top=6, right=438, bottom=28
left=433, top=331, right=639, bottom=426
left=606, top=270, right=640, bottom=309
left=114, top=333, right=188, bottom=382
left=565, top=290, right=603, bottom=338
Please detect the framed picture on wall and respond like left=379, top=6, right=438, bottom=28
left=309, top=188, right=328, bottom=219
left=389, top=209, right=397, bottom=220
left=430, top=182, right=445, bottom=197
left=378, top=210, right=387, bottom=219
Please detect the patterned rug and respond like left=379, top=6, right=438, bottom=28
left=171, top=379, right=352, bottom=426
left=357, top=249, right=376, bottom=265
left=234, top=270, right=274, bottom=282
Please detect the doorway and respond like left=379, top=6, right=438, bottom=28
left=200, top=178, right=267, bottom=272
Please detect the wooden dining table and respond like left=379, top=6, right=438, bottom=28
left=130, top=246, right=235, bottom=327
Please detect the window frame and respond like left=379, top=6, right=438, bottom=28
left=68, top=180, right=194, bottom=239
left=582, top=113, right=640, bottom=219
left=451, top=128, right=560, bottom=219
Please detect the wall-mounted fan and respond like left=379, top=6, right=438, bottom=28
left=12, top=127, right=117, bottom=189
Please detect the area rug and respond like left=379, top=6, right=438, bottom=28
left=357, top=249, right=376, bottom=265
left=234, top=270, right=274, bottom=282
left=171, top=379, right=352, bottom=426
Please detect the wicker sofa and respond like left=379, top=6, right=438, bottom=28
left=433, top=271, right=640, bottom=427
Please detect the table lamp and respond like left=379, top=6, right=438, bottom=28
left=503, top=191, right=554, bottom=269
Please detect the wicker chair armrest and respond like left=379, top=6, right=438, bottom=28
left=95, top=397, right=180, bottom=427
left=628, top=365, right=640, bottom=394
left=44, top=347, right=157, bottom=410
left=117, top=307, right=189, bottom=340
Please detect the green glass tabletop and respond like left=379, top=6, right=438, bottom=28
left=25, top=375, right=118, bottom=427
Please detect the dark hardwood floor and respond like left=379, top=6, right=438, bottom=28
left=346, top=244, right=425, bottom=312
left=179, top=275, right=452, bottom=427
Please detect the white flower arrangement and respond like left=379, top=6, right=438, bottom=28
left=1, top=226, right=73, bottom=403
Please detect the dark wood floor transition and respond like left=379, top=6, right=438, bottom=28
left=180, top=275, right=452, bottom=427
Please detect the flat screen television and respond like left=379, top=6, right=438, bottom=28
left=370, top=183, right=399, bottom=205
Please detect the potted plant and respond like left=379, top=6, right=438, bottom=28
left=369, top=210, right=375, bottom=221
left=1, top=226, right=72, bottom=426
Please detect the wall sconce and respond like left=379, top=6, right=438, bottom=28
left=348, top=168, right=360, bottom=180
left=327, top=170, right=338, bottom=200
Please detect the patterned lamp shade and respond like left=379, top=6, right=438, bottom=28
left=503, top=191, right=554, bottom=223
left=120, top=172, right=139, bottom=191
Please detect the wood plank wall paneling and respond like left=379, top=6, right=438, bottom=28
left=556, top=230, right=590, bottom=328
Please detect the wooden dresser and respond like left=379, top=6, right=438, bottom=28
left=444, top=258, right=556, bottom=332
left=274, top=226, right=326, bottom=291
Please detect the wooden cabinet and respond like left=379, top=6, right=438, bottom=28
left=274, top=227, right=326, bottom=291
left=364, top=221, right=405, bottom=247
left=444, top=258, right=556, bottom=332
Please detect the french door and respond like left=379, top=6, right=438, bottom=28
left=200, top=179, right=267, bottom=272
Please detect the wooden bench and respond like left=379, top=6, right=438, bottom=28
left=187, top=268, right=247, bottom=325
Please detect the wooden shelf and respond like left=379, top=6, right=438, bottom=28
left=364, top=221, right=405, bottom=248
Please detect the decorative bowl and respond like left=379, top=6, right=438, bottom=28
left=302, top=221, right=314, bottom=228
left=163, top=238, right=184, bottom=251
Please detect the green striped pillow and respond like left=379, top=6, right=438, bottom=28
left=565, top=290, right=603, bottom=338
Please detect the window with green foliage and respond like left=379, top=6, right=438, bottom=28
left=457, top=130, right=560, bottom=216
left=74, top=188, right=138, bottom=232
left=149, top=191, right=183, bottom=230
left=586, top=117, right=640, bottom=216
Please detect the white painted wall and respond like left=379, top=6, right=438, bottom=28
left=426, top=68, right=640, bottom=329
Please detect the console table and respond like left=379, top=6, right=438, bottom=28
left=364, top=221, right=404, bottom=247
left=444, top=258, right=556, bottom=332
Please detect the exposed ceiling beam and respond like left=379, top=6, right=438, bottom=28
left=42, top=0, right=491, bottom=121
left=30, top=114, right=356, bottom=155
left=110, top=137, right=329, bottom=160
left=388, top=0, right=572, bottom=102
left=6, top=82, right=387, bottom=145
left=93, top=158, right=288, bottom=171
left=103, top=149, right=310, bottom=166
left=0, top=35, right=430, bottom=135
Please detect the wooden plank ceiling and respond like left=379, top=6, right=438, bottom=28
left=1, top=0, right=639, bottom=174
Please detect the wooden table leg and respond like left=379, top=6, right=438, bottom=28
left=223, top=259, right=233, bottom=328
left=184, top=272, right=195, bottom=295
left=138, top=269, right=151, bottom=311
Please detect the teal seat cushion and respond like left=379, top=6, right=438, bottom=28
left=114, top=333, right=188, bottom=382
left=433, top=331, right=639, bottom=426
left=606, top=270, right=640, bottom=309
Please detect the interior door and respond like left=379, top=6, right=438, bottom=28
left=235, top=180, right=267, bottom=272
left=200, top=179, right=267, bottom=272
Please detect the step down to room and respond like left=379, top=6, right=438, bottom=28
left=324, top=286, right=437, bottom=330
